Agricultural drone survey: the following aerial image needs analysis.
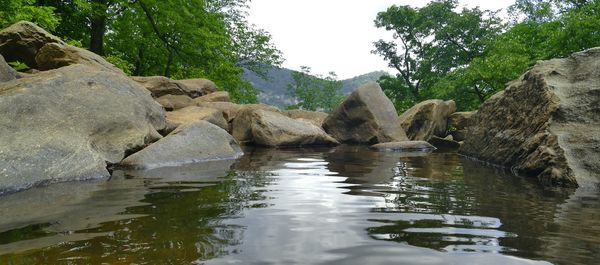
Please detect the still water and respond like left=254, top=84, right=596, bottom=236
left=0, top=146, right=599, bottom=264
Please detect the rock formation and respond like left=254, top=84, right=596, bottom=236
left=323, top=82, right=408, bottom=143
left=232, top=107, right=339, bottom=146
left=120, top=121, right=243, bottom=169
left=0, top=64, right=166, bottom=195
left=0, top=21, right=65, bottom=69
left=460, top=47, right=600, bottom=187
left=0, top=55, right=18, bottom=82
left=399, top=99, right=456, bottom=141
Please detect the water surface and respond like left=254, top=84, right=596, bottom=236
left=1, top=146, right=599, bottom=264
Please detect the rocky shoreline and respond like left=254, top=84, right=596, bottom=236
left=1, top=21, right=598, bottom=195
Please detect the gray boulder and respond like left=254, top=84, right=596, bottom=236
left=35, top=42, right=124, bottom=74
left=131, top=76, right=218, bottom=98
left=0, top=64, right=166, bottom=195
left=120, top=121, right=243, bottom=169
left=399, top=99, right=456, bottom=141
left=0, top=21, right=65, bottom=69
left=323, top=82, right=408, bottom=144
left=1, top=54, right=18, bottom=82
left=460, top=47, right=600, bottom=187
left=232, top=107, right=339, bottom=146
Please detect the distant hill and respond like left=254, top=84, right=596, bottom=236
left=243, top=66, right=389, bottom=108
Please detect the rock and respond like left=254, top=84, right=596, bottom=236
left=35, top=42, right=124, bottom=74
left=120, top=121, right=243, bottom=169
left=131, top=76, right=218, bottom=98
left=232, top=107, right=339, bottom=146
left=156, top=94, right=194, bottom=111
left=166, top=106, right=228, bottom=131
left=0, top=64, right=166, bottom=195
left=399, top=99, right=456, bottom=141
left=193, top=91, right=230, bottom=102
left=130, top=76, right=188, bottom=98
left=323, top=82, right=408, bottom=143
left=460, top=47, right=600, bottom=187
left=196, top=102, right=280, bottom=122
left=448, top=111, right=475, bottom=141
left=428, top=135, right=461, bottom=150
left=370, top=141, right=436, bottom=152
left=177, top=78, right=217, bottom=97
left=0, top=21, right=65, bottom=69
left=285, top=109, right=328, bottom=127
left=0, top=55, right=18, bottom=82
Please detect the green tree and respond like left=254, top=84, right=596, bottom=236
left=373, top=0, right=502, bottom=110
left=0, top=0, right=59, bottom=30
left=287, top=66, right=344, bottom=112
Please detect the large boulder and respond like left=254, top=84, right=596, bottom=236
left=166, top=106, right=228, bottom=131
left=130, top=76, right=189, bottom=98
left=131, top=76, right=218, bottom=98
left=285, top=109, right=329, bottom=127
left=35, top=42, right=124, bottom=74
left=177, top=78, right=217, bottom=97
left=0, top=64, right=166, bottom=195
left=232, top=107, right=339, bottom=146
left=460, top=48, right=600, bottom=187
left=0, top=21, right=65, bottom=69
left=448, top=111, right=475, bottom=141
left=1, top=55, right=18, bottom=82
left=196, top=102, right=280, bottom=122
left=193, top=91, right=230, bottom=103
left=399, top=99, right=456, bottom=141
left=156, top=94, right=194, bottom=111
left=120, top=121, right=243, bottom=169
left=323, top=82, right=407, bottom=144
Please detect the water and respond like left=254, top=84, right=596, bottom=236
left=0, top=145, right=599, bottom=265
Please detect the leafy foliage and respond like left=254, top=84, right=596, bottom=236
left=286, top=66, right=344, bottom=112
left=375, top=0, right=600, bottom=111
left=0, top=0, right=60, bottom=30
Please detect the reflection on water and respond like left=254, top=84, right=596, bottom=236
left=0, top=146, right=599, bottom=264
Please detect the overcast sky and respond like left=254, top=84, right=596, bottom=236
left=248, top=0, right=515, bottom=79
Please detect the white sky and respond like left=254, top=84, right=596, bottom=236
left=248, top=0, right=515, bottom=79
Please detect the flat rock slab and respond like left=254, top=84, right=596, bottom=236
left=323, top=81, right=407, bottom=144
left=166, top=106, right=228, bottom=131
left=120, top=121, right=243, bottom=170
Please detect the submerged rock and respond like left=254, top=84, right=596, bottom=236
left=428, top=135, right=461, bottom=150
left=460, top=47, right=600, bottom=187
left=0, top=21, right=65, bottom=69
left=35, top=42, right=124, bottom=74
left=399, top=99, right=456, bottom=141
left=120, top=121, right=243, bottom=169
left=0, top=55, right=18, bottom=82
left=323, top=82, right=408, bottom=144
left=232, top=107, right=339, bottom=146
left=370, top=141, right=436, bottom=152
left=0, top=64, right=166, bottom=195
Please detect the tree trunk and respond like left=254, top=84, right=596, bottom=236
left=90, top=0, right=108, bottom=55
left=164, top=49, right=174, bottom=77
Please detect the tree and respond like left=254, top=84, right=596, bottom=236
left=372, top=0, right=502, bottom=109
left=0, top=0, right=59, bottom=30
left=287, top=66, right=344, bottom=112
